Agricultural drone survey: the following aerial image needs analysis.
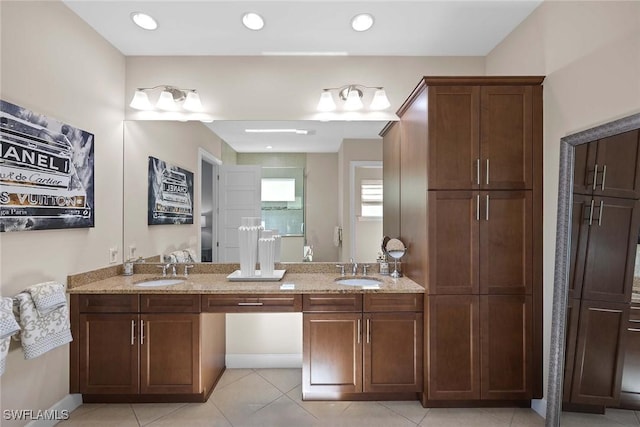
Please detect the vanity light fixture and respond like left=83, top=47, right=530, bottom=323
left=242, top=12, right=265, bottom=30
left=130, top=12, right=158, bottom=30
left=129, top=85, right=203, bottom=112
left=317, top=84, right=390, bottom=112
left=351, top=13, right=374, bottom=32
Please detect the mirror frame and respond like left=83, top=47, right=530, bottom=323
left=547, top=112, right=640, bottom=427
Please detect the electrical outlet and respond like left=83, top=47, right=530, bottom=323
left=109, top=247, right=118, bottom=264
left=129, top=245, right=136, bottom=260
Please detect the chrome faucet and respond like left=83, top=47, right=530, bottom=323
left=157, top=262, right=176, bottom=277
left=350, top=258, right=358, bottom=276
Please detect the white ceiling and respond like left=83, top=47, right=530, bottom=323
left=64, top=0, right=542, bottom=152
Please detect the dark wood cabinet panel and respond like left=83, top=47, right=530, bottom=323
left=399, top=86, right=428, bottom=287
left=364, top=312, right=423, bottom=393
left=79, top=314, right=139, bottom=394
left=382, top=121, right=401, bottom=239
left=78, top=294, right=138, bottom=313
left=621, top=304, right=640, bottom=400
left=427, top=191, right=479, bottom=295
left=579, top=197, right=640, bottom=303
left=480, top=295, right=533, bottom=400
left=574, top=130, right=640, bottom=199
left=303, top=313, right=362, bottom=396
left=570, top=300, right=628, bottom=406
left=202, top=294, right=302, bottom=312
left=303, top=294, right=362, bottom=312
left=569, top=195, right=592, bottom=300
left=427, top=295, right=480, bottom=400
left=427, top=86, right=480, bottom=190
left=563, top=298, right=582, bottom=403
left=141, top=294, right=200, bottom=313
left=364, top=293, right=423, bottom=313
left=479, top=191, right=532, bottom=295
left=140, top=314, right=200, bottom=394
left=480, top=86, right=533, bottom=190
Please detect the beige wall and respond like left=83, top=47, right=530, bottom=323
left=486, top=0, right=640, bottom=404
left=125, top=56, right=486, bottom=121
left=306, top=153, right=340, bottom=262
left=338, top=139, right=383, bottom=262
left=0, top=1, right=125, bottom=425
left=123, top=121, right=224, bottom=261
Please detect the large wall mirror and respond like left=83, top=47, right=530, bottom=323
left=122, top=119, right=386, bottom=265
left=547, top=112, right=640, bottom=426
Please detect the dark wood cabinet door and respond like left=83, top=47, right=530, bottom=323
left=382, top=121, right=401, bottom=238
left=569, top=194, right=592, bottom=300
left=427, top=85, right=480, bottom=190
left=593, top=130, right=640, bottom=199
left=303, top=313, right=362, bottom=397
left=563, top=298, right=582, bottom=403
left=480, top=295, right=533, bottom=400
left=480, top=86, right=533, bottom=190
left=621, top=304, right=640, bottom=397
left=427, top=295, right=480, bottom=400
left=580, top=197, right=640, bottom=303
left=363, top=312, right=423, bottom=393
left=140, top=314, right=200, bottom=394
left=479, top=191, right=532, bottom=294
left=427, top=191, right=479, bottom=294
left=570, top=300, right=628, bottom=406
left=573, top=141, right=598, bottom=196
left=79, top=314, right=139, bottom=394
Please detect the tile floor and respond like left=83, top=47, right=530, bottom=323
left=57, top=369, right=640, bottom=427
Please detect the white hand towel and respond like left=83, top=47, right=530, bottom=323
left=13, top=291, right=72, bottom=360
left=0, top=297, right=20, bottom=376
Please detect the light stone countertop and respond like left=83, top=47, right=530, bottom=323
left=66, top=272, right=425, bottom=295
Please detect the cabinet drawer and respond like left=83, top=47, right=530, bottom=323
left=78, top=294, right=138, bottom=313
left=202, top=294, right=302, bottom=312
left=140, top=294, right=200, bottom=313
left=364, top=293, right=424, bottom=312
left=303, top=294, right=363, bottom=312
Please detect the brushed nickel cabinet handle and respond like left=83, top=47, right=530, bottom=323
left=238, top=302, right=264, bottom=306
left=357, top=319, right=361, bottom=344
left=141, top=319, right=145, bottom=345
left=485, top=194, right=490, bottom=221
left=592, top=164, right=599, bottom=190
left=588, top=199, right=594, bottom=226
left=486, top=159, right=490, bottom=185
left=598, top=200, right=604, bottom=226
left=476, top=158, right=480, bottom=185
left=366, top=318, right=371, bottom=344
left=601, top=165, right=607, bottom=191
left=131, top=320, right=135, bottom=346
left=476, top=194, right=480, bottom=221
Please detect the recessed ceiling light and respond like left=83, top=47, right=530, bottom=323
left=242, top=12, right=264, bottom=31
left=266, top=145, right=273, bottom=150
left=351, top=13, right=374, bottom=32
left=130, top=12, right=158, bottom=31
left=245, top=129, right=309, bottom=135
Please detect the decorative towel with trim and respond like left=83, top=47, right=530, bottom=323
left=26, top=281, right=67, bottom=316
left=167, top=249, right=197, bottom=264
left=0, top=297, right=20, bottom=375
left=13, top=283, right=72, bottom=360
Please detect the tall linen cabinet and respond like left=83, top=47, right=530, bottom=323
left=382, top=76, right=544, bottom=406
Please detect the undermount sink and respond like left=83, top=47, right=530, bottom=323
left=334, top=277, right=382, bottom=287
left=134, top=278, right=185, bottom=287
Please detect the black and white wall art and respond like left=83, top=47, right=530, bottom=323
left=0, top=100, right=95, bottom=232
left=148, top=156, right=194, bottom=225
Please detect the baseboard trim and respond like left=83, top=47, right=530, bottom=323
left=24, top=394, right=82, bottom=427
left=531, top=398, right=547, bottom=419
left=225, top=353, right=302, bottom=368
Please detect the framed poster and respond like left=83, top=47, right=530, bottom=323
left=148, top=156, right=194, bottom=225
left=0, top=100, right=94, bottom=232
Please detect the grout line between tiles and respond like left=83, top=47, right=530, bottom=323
left=129, top=403, right=142, bottom=427
left=376, top=401, right=422, bottom=426
left=138, top=403, right=189, bottom=427
left=208, top=398, right=235, bottom=427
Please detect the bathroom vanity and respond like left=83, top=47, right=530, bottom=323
left=66, top=267, right=424, bottom=403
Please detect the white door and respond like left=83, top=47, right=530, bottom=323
left=218, top=165, right=262, bottom=262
